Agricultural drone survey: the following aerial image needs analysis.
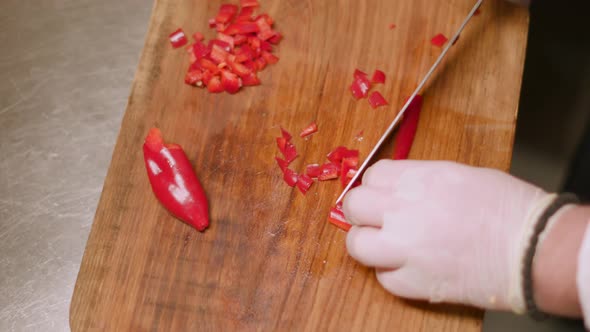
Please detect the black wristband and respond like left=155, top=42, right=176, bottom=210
left=522, top=193, right=579, bottom=320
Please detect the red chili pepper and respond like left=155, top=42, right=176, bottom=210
left=328, top=205, right=351, bottom=231
left=300, top=122, right=318, bottom=138
left=431, top=33, right=448, bottom=47
left=318, top=163, right=339, bottom=181
left=283, top=168, right=298, bottom=187
left=169, top=28, right=188, bottom=48
left=143, top=128, right=209, bottom=231
left=393, top=95, right=423, bottom=160
left=368, top=91, right=388, bottom=108
left=296, top=174, right=314, bottom=194
left=371, top=70, right=386, bottom=84
left=305, top=164, right=321, bottom=178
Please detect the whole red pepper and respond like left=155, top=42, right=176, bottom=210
left=143, top=128, right=209, bottom=231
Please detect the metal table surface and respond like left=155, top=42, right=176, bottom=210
left=0, top=1, right=151, bottom=330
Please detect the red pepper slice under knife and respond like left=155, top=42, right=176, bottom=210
left=393, top=95, right=423, bottom=160
left=143, top=128, right=210, bottom=231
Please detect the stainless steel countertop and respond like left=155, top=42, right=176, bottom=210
left=0, top=1, right=150, bottom=330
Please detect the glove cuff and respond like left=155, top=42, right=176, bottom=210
left=510, top=193, right=579, bottom=317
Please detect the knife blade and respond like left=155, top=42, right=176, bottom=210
left=336, top=0, right=484, bottom=204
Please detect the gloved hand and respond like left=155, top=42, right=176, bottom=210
left=342, top=160, right=553, bottom=312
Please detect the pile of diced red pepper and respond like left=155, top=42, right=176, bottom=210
left=275, top=126, right=360, bottom=196
left=169, top=0, right=282, bottom=93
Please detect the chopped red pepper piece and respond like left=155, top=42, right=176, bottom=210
left=393, top=95, right=423, bottom=160
left=318, top=163, right=339, bottom=181
left=199, top=58, right=219, bottom=74
left=275, top=157, right=288, bottom=172
left=368, top=91, right=388, bottom=108
left=237, top=6, right=255, bottom=20
left=300, top=122, right=318, bottom=138
left=342, top=156, right=359, bottom=168
left=216, top=4, right=239, bottom=24
left=276, top=136, right=287, bottom=152
left=254, top=57, right=267, bottom=70
left=227, top=60, right=251, bottom=78
left=208, top=18, right=216, bottom=28
left=241, top=72, right=261, bottom=86
left=283, top=142, right=298, bottom=163
left=210, top=44, right=230, bottom=64
left=371, top=70, right=386, bottom=84
left=185, top=70, right=204, bottom=86
left=305, top=164, right=321, bottom=178
left=261, top=51, right=279, bottom=65
left=283, top=168, right=298, bottom=187
left=233, top=34, right=248, bottom=46
left=350, top=75, right=371, bottom=99
left=217, top=33, right=235, bottom=50
left=193, top=32, right=205, bottom=42
left=260, top=41, right=273, bottom=52
left=354, top=69, right=368, bottom=79
left=193, top=42, right=211, bottom=60
left=431, top=33, right=448, bottom=47
left=296, top=174, right=314, bottom=194
left=268, top=33, right=283, bottom=45
left=216, top=23, right=228, bottom=32
left=169, top=28, right=188, bottom=48
left=207, top=75, right=224, bottom=93
left=224, top=22, right=260, bottom=35
left=143, top=128, right=209, bottom=231
left=327, top=146, right=357, bottom=164
left=328, top=206, right=351, bottom=232
left=220, top=70, right=242, bottom=94
left=280, top=127, right=292, bottom=141
left=388, top=23, right=396, bottom=30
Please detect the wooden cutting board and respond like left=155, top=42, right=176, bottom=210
left=70, top=0, right=529, bottom=330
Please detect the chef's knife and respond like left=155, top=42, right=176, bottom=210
left=336, top=0, right=484, bottom=204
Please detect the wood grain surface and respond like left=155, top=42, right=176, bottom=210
left=70, top=0, right=529, bottom=330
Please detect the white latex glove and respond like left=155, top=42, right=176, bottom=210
left=343, top=160, right=553, bottom=312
